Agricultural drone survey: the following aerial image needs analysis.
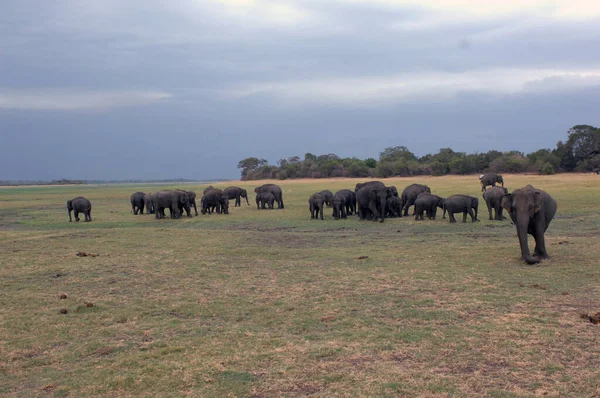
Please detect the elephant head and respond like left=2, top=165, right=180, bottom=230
left=471, top=197, right=479, bottom=219
left=496, top=175, right=504, bottom=186
left=220, top=193, right=230, bottom=214
left=179, top=193, right=191, bottom=217
left=241, top=189, right=250, bottom=205
left=437, top=197, right=446, bottom=208
left=501, top=187, right=542, bottom=264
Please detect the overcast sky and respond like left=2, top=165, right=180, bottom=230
left=2, top=0, right=600, bottom=180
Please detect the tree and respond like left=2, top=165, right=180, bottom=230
left=364, top=158, right=377, bottom=168
left=237, top=157, right=268, bottom=180
left=379, top=146, right=416, bottom=163
left=304, top=153, right=317, bottom=162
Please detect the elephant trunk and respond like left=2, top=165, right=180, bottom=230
left=378, top=195, right=386, bottom=223
left=516, top=216, right=538, bottom=264
left=244, top=194, right=250, bottom=206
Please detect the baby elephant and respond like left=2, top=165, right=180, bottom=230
left=443, top=195, right=479, bottom=223
left=256, top=192, right=275, bottom=209
left=414, top=193, right=445, bottom=220
left=483, top=187, right=509, bottom=221
left=332, top=191, right=348, bottom=220
left=309, top=192, right=325, bottom=220
left=67, top=197, right=92, bottom=222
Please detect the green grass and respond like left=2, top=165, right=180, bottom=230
left=1, top=174, right=599, bottom=396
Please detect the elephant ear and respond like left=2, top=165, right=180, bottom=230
left=369, top=189, right=377, bottom=201
left=533, top=191, right=542, bottom=213
left=386, top=188, right=393, bottom=198
left=501, top=194, right=512, bottom=212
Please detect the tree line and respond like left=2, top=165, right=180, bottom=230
left=237, top=125, right=600, bottom=180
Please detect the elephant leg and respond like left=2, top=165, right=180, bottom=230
left=468, top=208, right=478, bottom=222
left=449, top=212, right=457, bottom=223
left=432, top=207, right=437, bottom=220
left=74, top=210, right=80, bottom=222
left=462, top=211, right=468, bottom=223
left=320, top=206, right=324, bottom=220
left=533, top=228, right=548, bottom=259
left=341, top=207, right=347, bottom=219
left=84, top=211, right=91, bottom=222
left=368, top=201, right=379, bottom=222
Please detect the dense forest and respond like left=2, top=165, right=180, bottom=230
left=238, top=125, right=600, bottom=180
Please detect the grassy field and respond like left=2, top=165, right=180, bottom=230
left=1, top=174, right=599, bottom=397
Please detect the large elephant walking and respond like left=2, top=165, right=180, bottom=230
left=176, top=190, right=198, bottom=216
left=501, top=185, right=557, bottom=264
left=401, top=184, right=431, bottom=216
left=254, top=184, right=284, bottom=209
left=223, top=186, right=250, bottom=207
left=130, top=192, right=145, bottom=214
left=443, top=195, right=479, bottom=223
left=67, top=197, right=92, bottom=222
left=153, top=190, right=191, bottom=219
left=479, top=173, right=504, bottom=192
left=356, top=185, right=393, bottom=222
left=483, top=187, right=508, bottom=220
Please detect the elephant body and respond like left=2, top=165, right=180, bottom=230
left=385, top=196, right=403, bottom=218
left=143, top=193, right=154, bottom=214
left=318, top=190, right=333, bottom=207
left=254, top=184, right=284, bottom=209
left=332, top=191, right=348, bottom=219
left=203, top=186, right=214, bottom=194
left=223, top=186, right=250, bottom=207
left=356, top=185, right=393, bottom=222
left=443, top=194, right=479, bottom=223
left=401, top=184, right=431, bottom=216
left=501, top=185, right=557, bottom=264
left=130, top=192, right=145, bottom=214
left=483, top=187, right=509, bottom=220
left=153, top=190, right=191, bottom=219
left=354, top=181, right=385, bottom=193
left=67, top=197, right=92, bottom=222
left=308, top=193, right=325, bottom=220
left=414, top=193, right=445, bottom=220
left=201, top=189, right=229, bottom=214
left=480, top=173, right=504, bottom=191
left=334, top=189, right=356, bottom=216
left=256, top=192, right=275, bottom=209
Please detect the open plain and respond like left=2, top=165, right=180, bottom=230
left=1, top=174, right=599, bottom=397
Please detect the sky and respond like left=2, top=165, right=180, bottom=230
left=1, top=0, right=600, bottom=180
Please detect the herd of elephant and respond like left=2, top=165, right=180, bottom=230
left=66, top=173, right=557, bottom=265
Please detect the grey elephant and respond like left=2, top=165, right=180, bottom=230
left=256, top=192, right=275, bottom=209
left=308, top=192, right=325, bottom=220
left=223, top=186, right=250, bottom=207
left=143, top=193, right=154, bottom=214
left=333, top=189, right=356, bottom=217
left=443, top=194, right=479, bottom=223
left=385, top=196, right=403, bottom=218
left=201, top=189, right=229, bottom=214
left=203, top=185, right=214, bottom=194
left=153, top=190, right=191, bottom=219
left=479, top=173, right=504, bottom=192
left=502, top=185, right=557, bottom=264
left=483, top=187, right=509, bottom=220
left=332, top=191, right=348, bottom=219
left=414, top=193, right=445, bottom=220
left=176, top=190, right=198, bottom=216
left=254, top=184, right=284, bottom=209
left=401, top=184, right=431, bottom=216
left=389, top=186, right=399, bottom=197
left=130, top=192, right=146, bottom=214
left=67, top=197, right=92, bottom=222
left=318, top=190, right=334, bottom=207
left=356, top=185, right=393, bottom=222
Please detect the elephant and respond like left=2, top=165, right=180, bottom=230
left=480, top=173, right=504, bottom=192
left=385, top=196, right=403, bottom=218
left=143, top=193, right=154, bottom=214
left=254, top=184, right=284, bottom=209
left=356, top=185, right=393, bottom=223
left=318, top=190, right=333, bottom=207
left=483, top=187, right=509, bottom=221
left=130, top=192, right=145, bottom=214
left=501, top=185, right=557, bottom=264
left=153, top=190, right=191, bottom=219
left=223, top=186, right=250, bottom=207
left=67, top=197, right=92, bottom=222
left=176, top=190, right=198, bottom=216
left=256, top=192, right=275, bottom=209
left=414, top=193, right=445, bottom=220
left=354, top=181, right=385, bottom=193
left=201, top=188, right=229, bottom=214
left=594, top=168, right=600, bottom=175
left=308, top=192, right=325, bottom=220
left=443, top=195, right=479, bottom=223
left=332, top=191, right=348, bottom=220
left=389, top=186, right=399, bottom=197
left=401, top=184, right=431, bottom=216
left=333, top=189, right=356, bottom=216
left=203, top=185, right=214, bottom=194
